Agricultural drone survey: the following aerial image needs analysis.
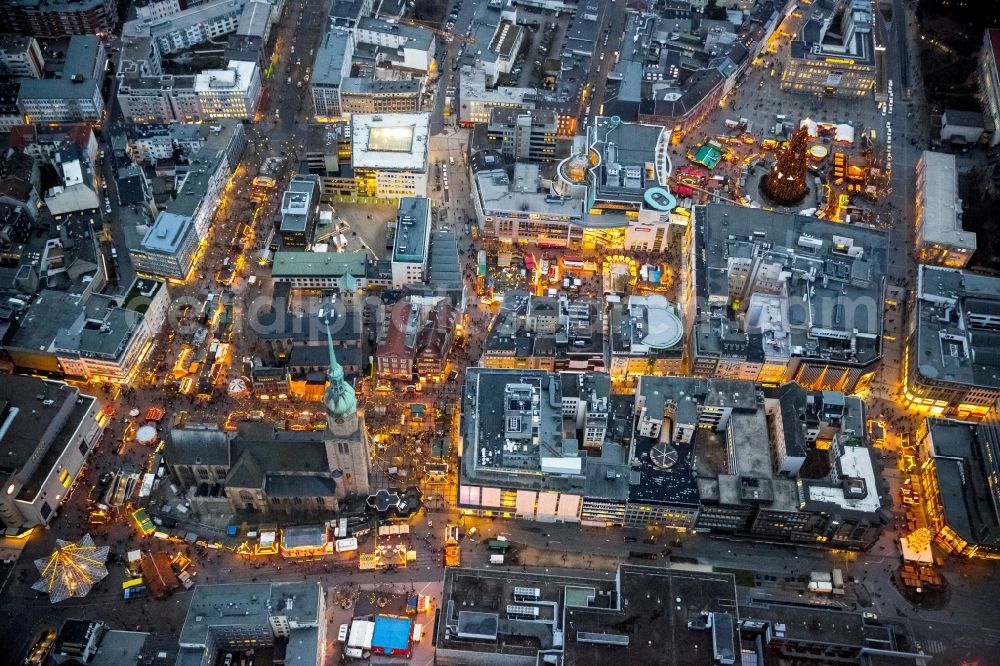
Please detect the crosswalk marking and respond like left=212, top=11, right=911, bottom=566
left=922, top=639, right=945, bottom=654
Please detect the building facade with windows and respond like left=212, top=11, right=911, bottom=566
left=270, top=251, right=370, bottom=291
left=693, top=381, right=884, bottom=550
left=915, top=151, right=976, bottom=268
left=177, top=582, right=325, bottom=665
left=375, top=295, right=457, bottom=380
left=390, top=196, right=431, bottom=288
left=904, top=265, right=1000, bottom=419
left=458, top=64, right=536, bottom=126
left=0, top=376, right=104, bottom=529
left=123, top=0, right=244, bottom=55
left=163, top=119, right=246, bottom=238
left=459, top=369, right=616, bottom=524
left=472, top=116, right=678, bottom=251
left=310, top=7, right=433, bottom=122
left=687, top=205, right=887, bottom=393
left=471, top=156, right=586, bottom=248
left=978, top=29, right=1000, bottom=147
left=54, top=279, right=171, bottom=382
left=782, top=0, right=877, bottom=98
left=482, top=291, right=605, bottom=373
left=0, top=35, right=45, bottom=78
left=339, top=78, right=421, bottom=115
left=17, top=35, right=106, bottom=123
left=3, top=279, right=170, bottom=384
left=116, top=74, right=200, bottom=124
left=919, top=411, right=1000, bottom=559
left=485, top=107, right=563, bottom=163
left=350, top=112, right=429, bottom=198
left=459, top=366, right=885, bottom=545
left=131, top=211, right=199, bottom=280
left=193, top=59, right=262, bottom=120
left=0, top=0, right=117, bottom=37
left=607, top=295, right=686, bottom=385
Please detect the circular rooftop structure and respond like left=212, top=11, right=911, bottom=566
left=136, top=425, right=158, bottom=446
left=559, top=153, right=591, bottom=185
left=639, top=295, right=683, bottom=349
left=228, top=378, right=249, bottom=397
left=809, top=145, right=829, bottom=160
left=644, top=187, right=677, bottom=212
left=650, top=443, right=680, bottom=470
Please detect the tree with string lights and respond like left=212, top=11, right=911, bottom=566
left=763, top=127, right=810, bottom=205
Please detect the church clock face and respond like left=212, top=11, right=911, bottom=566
left=335, top=417, right=344, bottom=424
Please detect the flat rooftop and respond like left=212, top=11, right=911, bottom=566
left=392, top=196, right=430, bottom=264
left=460, top=65, right=536, bottom=106
left=17, top=78, right=99, bottom=101
left=489, top=20, right=522, bottom=59
left=124, top=0, right=243, bottom=40
left=693, top=204, right=887, bottom=367
left=0, top=376, right=80, bottom=473
left=165, top=120, right=241, bottom=219
left=741, top=599, right=880, bottom=647
left=350, top=113, right=429, bottom=171
left=915, top=265, right=1000, bottom=389
left=917, top=151, right=975, bottom=250
left=790, top=3, right=876, bottom=67
left=311, top=27, right=352, bottom=87
left=807, top=445, right=881, bottom=514
left=280, top=177, right=318, bottom=233
left=925, top=418, right=1000, bottom=549
left=609, top=295, right=685, bottom=358
left=340, top=77, right=421, bottom=94
left=484, top=291, right=604, bottom=360
left=358, top=16, right=433, bottom=51
left=62, top=35, right=102, bottom=80
left=237, top=0, right=272, bottom=38
left=437, top=566, right=738, bottom=665
left=460, top=368, right=629, bottom=501
left=271, top=250, right=367, bottom=278
left=179, top=582, right=321, bottom=647
left=635, top=376, right=761, bottom=509
left=475, top=167, right=585, bottom=219
left=193, top=59, right=256, bottom=93
left=589, top=116, right=671, bottom=201
left=141, top=212, right=192, bottom=254
left=7, top=290, right=84, bottom=353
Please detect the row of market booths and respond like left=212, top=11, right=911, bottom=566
left=230, top=487, right=424, bottom=565
left=234, top=519, right=367, bottom=559
left=232, top=518, right=424, bottom=571
left=122, top=548, right=196, bottom=600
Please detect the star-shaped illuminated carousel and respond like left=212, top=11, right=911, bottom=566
left=32, top=534, right=110, bottom=604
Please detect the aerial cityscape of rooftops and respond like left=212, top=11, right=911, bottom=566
left=1, top=0, right=1000, bottom=663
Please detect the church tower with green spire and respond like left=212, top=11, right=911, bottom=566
left=322, top=312, right=371, bottom=498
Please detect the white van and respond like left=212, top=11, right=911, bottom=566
left=412, top=624, right=424, bottom=642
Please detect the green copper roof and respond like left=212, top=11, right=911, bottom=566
left=323, top=321, right=356, bottom=417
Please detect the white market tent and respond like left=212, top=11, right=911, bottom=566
left=835, top=124, right=855, bottom=144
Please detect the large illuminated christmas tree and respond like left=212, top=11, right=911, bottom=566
left=763, top=127, right=809, bottom=205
